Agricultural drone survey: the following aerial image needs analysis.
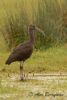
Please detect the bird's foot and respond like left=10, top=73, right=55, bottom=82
left=20, top=78, right=24, bottom=81
left=20, top=75, right=24, bottom=81
left=20, top=73, right=25, bottom=81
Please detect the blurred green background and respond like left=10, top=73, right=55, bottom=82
left=0, top=0, right=67, bottom=50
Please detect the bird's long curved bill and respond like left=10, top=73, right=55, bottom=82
left=35, top=27, right=45, bottom=37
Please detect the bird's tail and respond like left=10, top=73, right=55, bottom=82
left=5, top=59, right=11, bottom=65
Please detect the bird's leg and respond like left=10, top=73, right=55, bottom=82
left=20, top=61, right=24, bottom=81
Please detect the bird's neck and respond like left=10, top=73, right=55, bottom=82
left=29, top=30, right=35, bottom=44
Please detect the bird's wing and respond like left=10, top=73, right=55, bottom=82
left=10, top=41, right=32, bottom=57
left=12, top=41, right=30, bottom=54
left=6, top=41, right=33, bottom=64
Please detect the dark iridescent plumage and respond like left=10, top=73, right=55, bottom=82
left=6, top=41, right=33, bottom=64
left=5, top=25, right=45, bottom=80
left=6, top=25, right=35, bottom=64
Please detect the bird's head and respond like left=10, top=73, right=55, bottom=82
left=29, top=25, right=35, bottom=31
left=28, top=25, right=45, bottom=37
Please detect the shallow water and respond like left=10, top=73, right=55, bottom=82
left=0, top=73, right=67, bottom=100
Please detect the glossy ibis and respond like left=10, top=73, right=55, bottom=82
left=5, top=25, right=45, bottom=80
